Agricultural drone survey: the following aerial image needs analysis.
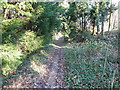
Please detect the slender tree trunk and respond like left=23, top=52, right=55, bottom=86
left=108, top=0, right=112, bottom=32
left=96, top=20, right=100, bottom=34
left=101, top=15, right=104, bottom=35
left=108, top=0, right=113, bottom=32
left=82, top=16, right=84, bottom=31
left=79, top=18, right=82, bottom=30
left=113, top=14, right=116, bottom=30
left=108, top=11, right=111, bottom=32
left=92, top=24, right=95, bottom=35
left=83, top=14, right=86, bottom=31
left=101, top=4, right=107, bottom=36
left=96, top=1, right=100, bottom=35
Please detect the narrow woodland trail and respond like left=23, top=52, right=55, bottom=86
left=43, top=39, right=65, bottom=88
left=29, top=38, right=65, bottom=88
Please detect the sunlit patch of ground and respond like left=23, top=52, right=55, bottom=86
left=49, top=44, right=63, bottom=48
left=39, top=50, right=49, bottom=56
left=30, top=61, right=49, bottom=77
left=3, top=47, right=53, bottom=88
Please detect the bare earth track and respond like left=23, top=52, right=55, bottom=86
left=29, top=39, right=65, bottom=88
left=44, top=39, right=65, bottom=88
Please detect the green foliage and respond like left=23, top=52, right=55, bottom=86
left=62, top=1, right=117, bottom=40
left=2, top=17, right=29, bottom=44
left=34, top=2, right=63, bottom=32
left=17, top=30, right=43, bottom=53
left=1, top=30, right=44, bottom=76
left=1, top=1, right=118, bottom=88
left=64, top=41, right=119, bottom=88
left=1, top=2, right=45, bottom=76
left=0, top=44, right=22, bottom=75
left=1, top=2, right=64, bottom=76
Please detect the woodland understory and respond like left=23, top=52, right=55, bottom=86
left=0, top=0, right=119, bottom=88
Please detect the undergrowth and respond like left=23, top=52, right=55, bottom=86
left=1, top=17, right=52, bottom=76
left=1, top=30, right=44, bottom=76
left=64, top=40, right=119, bottom=88
left=2, top=44, right=53, bottom=88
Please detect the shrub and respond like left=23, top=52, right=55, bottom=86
left=2, top=17, right=29, bottom=44
left=1, top=30, right=44, bottom=75
left=0, top=44, right=23, bottom=75
left=17, top=30, right=43, bottom=54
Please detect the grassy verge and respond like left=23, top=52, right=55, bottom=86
left=64, top=38, right=119, bottom=88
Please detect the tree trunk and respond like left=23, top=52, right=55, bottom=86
left=83, top=14, right=86, bottom=31
left=108, top=12, right=111, bottom=32
left=108, top=1, right=113, bottom=32
left=82, top=16, right=84, bottom=31
left=96, top=1, right=100, bottom=35
left=79, top=18, right=82, bottom=30
left=101, top=15, right=104, bottom=36
left=96, top=19, right=100, bottom=34
left=113, top=14, right=116, bottom=30
left=92, top=24, right=95, bottom=35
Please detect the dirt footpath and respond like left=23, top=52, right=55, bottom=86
left=31, top=37, right=65, bottom=88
